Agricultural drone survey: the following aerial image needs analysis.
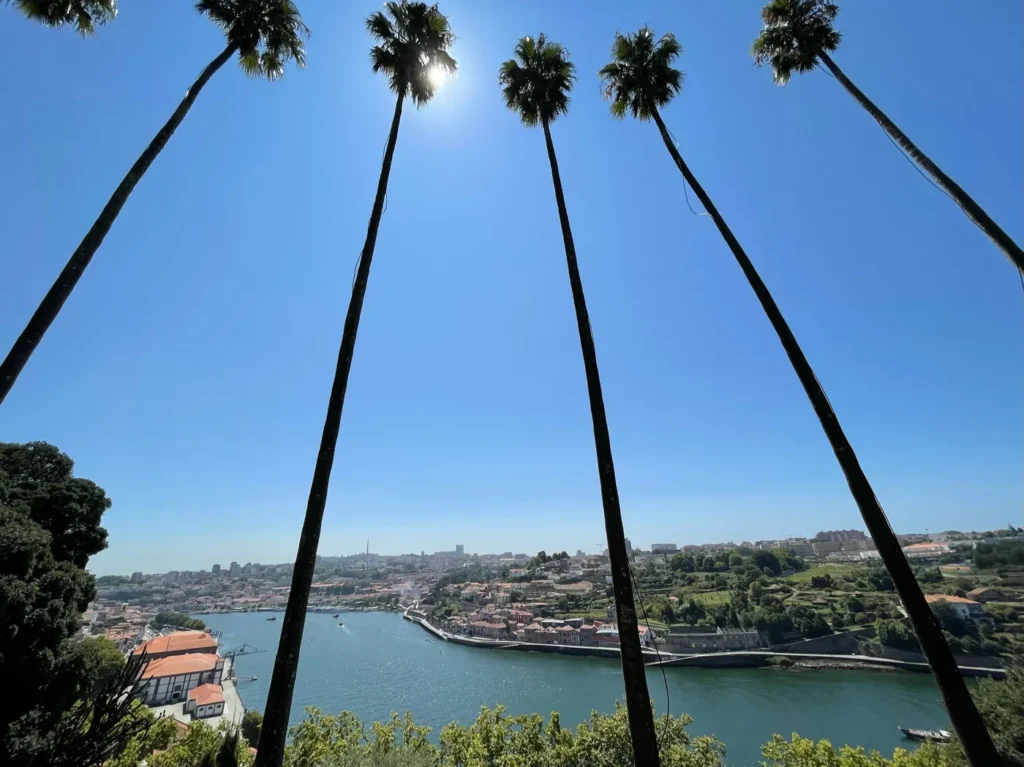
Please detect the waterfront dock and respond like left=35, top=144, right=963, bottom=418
left=403, top=611, right=1006, bottom=678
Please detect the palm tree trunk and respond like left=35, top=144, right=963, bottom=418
left=649, top=104, right=999, bottom=767
left=0, top=44, right=237, bottom=408
left=253, top=90, right=406, bottom=767
left=541, top=120, right=661, bottom=767
left=817, top=50, right=1024, bottom=275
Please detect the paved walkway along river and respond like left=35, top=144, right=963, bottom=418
left=202, top=610, right=954, bottom=765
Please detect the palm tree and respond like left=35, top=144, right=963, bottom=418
left=6, top=0, right=116, bottom=34
left=601, top=27, right=998, bottom=767
left=500, top=34, right=660, bottom=767
left=751, top=0, right=1024, bottom=275
left=253, top=5, right=455, bottom=767
left=0, top=0, right=309, bottom=408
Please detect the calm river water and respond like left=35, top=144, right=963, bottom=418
left=202, top=611, right=949, bottom=765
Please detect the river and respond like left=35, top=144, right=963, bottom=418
left=201, top=611, right=950, bottom=765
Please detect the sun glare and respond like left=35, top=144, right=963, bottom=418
left=427, top=64, right=447, bottom=89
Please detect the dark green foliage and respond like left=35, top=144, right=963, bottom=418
left=367, top=1, right=457, bottom=106
left=0, top=441, right=110, bottom=568
left=152, top=611, right=206, bottom=631
left=670, top=553, right=696, bottom=572
left=196, top=0, right=309, bottom=80
left=242, top=709, right=263, bottom=748
left=73, top=637, right=126, bottom=697
left=751, top=0, right=841, bottom=85
left=810, top=574, right=834, bottom=589
left=875, top=618, right=919, bottom=650
left=8, top=0, right=115, bottom=34
left=966, top=666, right=1024, bottom=767
left=0, top=443, right=113, bottom=765
left=974, top=541, right=1024, bottom=570
left=499, top=34, right=574, bottom=126
left=598, top=27, right=682, bottom=121
left=43, top=653, right=156, bottom=767
left=752, top=550, right=782, bottom=576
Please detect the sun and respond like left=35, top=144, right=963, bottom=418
left=427, top=64, right=447, bottom=89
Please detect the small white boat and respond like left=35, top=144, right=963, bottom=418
left=900, top=727, right=951, bottom=743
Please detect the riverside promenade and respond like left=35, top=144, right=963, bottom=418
left=403, top=610, right=1006, bottom=678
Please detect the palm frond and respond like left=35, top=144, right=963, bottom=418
left=751, top=0, right=841, bottom=86
left=499, top=33, right=575, bottom=127
left=195, top=0, right=309, bottom=81
left=365, top=1, right=458, bottom=107
left=599, top=27, right=683, bottom=122
left=12, top=0, right=116, bottom=34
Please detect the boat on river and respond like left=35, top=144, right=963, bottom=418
left=332, top=614, right=340, bottom=618
left=266, top=616, right=277, bottom=621
left=337, top=620, right=344, bottom=627
left=900, top=727, right=951, bottom=743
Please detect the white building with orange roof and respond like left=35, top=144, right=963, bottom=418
left=135, top=653, right=224, bottom=706
left=132, top=630, right=217, bottom=659
left=925, top=594, right=984, bottom=622
left=185, top=683, right=225, bottom=720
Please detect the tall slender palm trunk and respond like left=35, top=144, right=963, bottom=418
left=254, top=91, right=406, bottom=767
left=0, top=44, right=237, bottom=408
left=649, top=105, right=999, bottom=767
left=817, top=51, right=1024, bottom=275
left=541, top=120, right=661, bottom=767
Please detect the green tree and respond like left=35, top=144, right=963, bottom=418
left=728, top=553, right=744, bottom=568
left=598, top=25, right=988, bottom=762
left=762, top=733, right=954, bottom=765
left=6, top=0, right=115, bottom=33
left=0, top=0, right=309, bottom=408
left=153, top=611, right=206, bottom=631
left=875, top=619, right=919, bottom=651
left=256, top=7, right=456, bottom=767
left=811, top=574, right=835, bottom=589
left=0, top=511, right=99, bottom=763
left=751, top=0, right=1024, bottom=275
left=501, top=33, right=659, bottom=767
left=242, top=710, right=263, bottom=749
left=0, top=441, right=110, bottom=567
left=73, top=637, right=126, bottom=696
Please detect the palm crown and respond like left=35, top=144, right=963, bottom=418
left=196, top=0, right=309, bottom=80
left=599, top=28, right=683, bottom=122
left=499, top=35, right=575, bottom=126
left=367, top=2, right=457, bottom=107
left=10, top=0, right=116, bottom=34
left=751, top=0, right=841, bottom=85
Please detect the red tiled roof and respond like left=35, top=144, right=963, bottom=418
left=134, top=630, right=216, bottom=656
left=142, top=653, right=220, bottom=679
left=188, top=683, right=224, bottom=706
left=925, top=594, right=979, bottom=605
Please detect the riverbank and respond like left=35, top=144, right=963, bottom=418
left=403, top=611, right=1006, bottom=679
left=201, top=609, right=954, bottom=763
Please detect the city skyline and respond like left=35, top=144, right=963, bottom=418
left=91, top=521, right=1018, bottom=577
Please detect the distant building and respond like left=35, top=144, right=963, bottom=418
left=130, top=572, right=143, bottom=584
left=925, top=594, right=983, bottom=622
left=966, top=587, right=1008, bottom=603
left=468, top=621, right=508, bottom=640
left=811, top=541, right=840, bottom=556
left=664, top=626, right=763, bottom=653
left=814, top=530, right=866, bottom=543
left=211, top=564, right=221, bottom=575
left=903, top=542, right=951, bottom=559
left=651, top=543, right=678, bottom=554
left=624, top=538, right=632, bottom=553
left=133, top=630, right=218, bottom=660
left=455, top=544, right=464, bottom=556
left=185, top=683, right=225, bottom=720
left=229, top=561, right=240, bottom=576
left=135, top=653, right=225, bottom=706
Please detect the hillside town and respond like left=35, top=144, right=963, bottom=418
left=89, top=527, right=1024, bottom=664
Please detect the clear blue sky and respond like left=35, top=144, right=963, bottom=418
left=1, top=1, right=1021, bottom=576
